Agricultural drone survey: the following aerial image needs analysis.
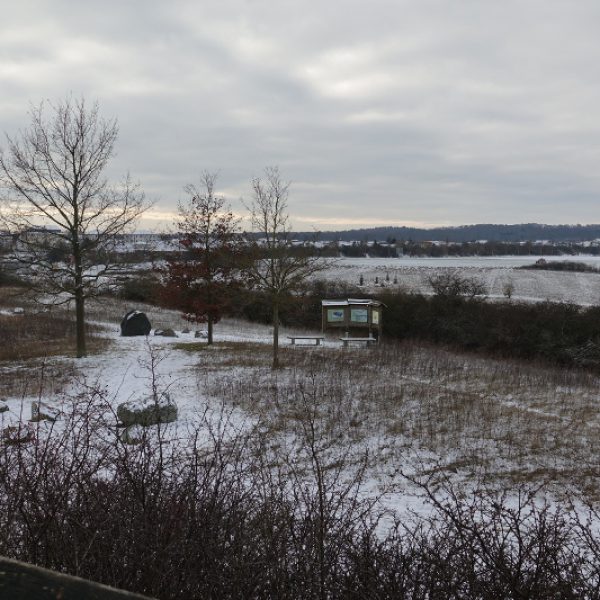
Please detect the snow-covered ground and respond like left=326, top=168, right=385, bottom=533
left=3, top=255, right=600, bottom=520
left=0, top=307, right=420, bottom=518
left=320, top=256, right=600, bottom=305
left=3, top=294, right=600, bottom=520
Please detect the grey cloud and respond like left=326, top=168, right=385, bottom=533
left=2, top=0, right=600, bottom=229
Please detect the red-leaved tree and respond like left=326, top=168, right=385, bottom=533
left=161, top=172, right=242, bottom=344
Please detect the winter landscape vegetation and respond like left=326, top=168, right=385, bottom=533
left=4, top=2, right=600, bottom=596
left=3, top=99, right=600, bottom=599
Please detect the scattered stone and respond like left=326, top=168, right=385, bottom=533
left=117, top=393, right=178, bottom=427
left=182, top=328, right=191, bottom=334
left=120, top=310, right=152, bottom=336
left=30, top=401, right=61, bottom=422
left=3, top=424, right=35, bottom=445
left=119, top=425, right=145, bottom=445
left=154, top=328, right=177, bottom=337
left=195, top=330, right=208, bottom=339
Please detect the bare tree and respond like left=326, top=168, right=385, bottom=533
left=246, top=167, right=323, bottom=368
left=0, top=96, right=149, bottom=357
left=502, top=278, right=515, bottom=300
left=428, top=270, right=486, bottom=300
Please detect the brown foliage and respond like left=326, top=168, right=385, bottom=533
left=159, top=172, right=244, bottom=344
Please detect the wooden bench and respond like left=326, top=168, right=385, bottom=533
left=287, top=335, right=325, bottom=346
left=340, top=336, right=377, bottom=347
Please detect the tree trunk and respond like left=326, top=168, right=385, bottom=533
left=272, top=299, right=279, bottom=369
left=73, top=235, right=87, bottom=358
left=75, top=285, right=86, bottom=358
left=207, top=315, right=214, bottom=345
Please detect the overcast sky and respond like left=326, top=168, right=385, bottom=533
left=2, top=0, right=600, bottom=231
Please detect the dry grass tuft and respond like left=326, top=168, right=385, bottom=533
left=0, top=313, right=108, bottom=362
left=196, top=338, right=600, bottom=499
left=0, top=359, right=76, bottom=398
left=176, top=340, right=297, bottom=369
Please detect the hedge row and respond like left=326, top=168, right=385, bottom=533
left=377, top=291, right=600, bottom=368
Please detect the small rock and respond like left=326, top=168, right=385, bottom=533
left=3, top=424, right=35, bottom=445
left=195, top=330, right=208, bottom=339
left=182, top=328, right=191, bottom=334
left=0, top=401, right=8, bottom=413
left=30, top=401, right=61, bottom=422
left=154, top=328, right=177, bottom=337
left=12, top=307, right=24, bottom=315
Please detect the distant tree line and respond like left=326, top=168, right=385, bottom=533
left=296, top=223, right=600, bottom=243
left=14, top=237, right=600, bottom=270
left=399, top=240, right=600, bottom=258
left=16, top=229, right=600, bottom=270
left=338, top=240, right=600, bottom=258
left=338, top=240, right=398, bottom=258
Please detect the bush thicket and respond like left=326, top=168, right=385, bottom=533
left=2, top=393, right=600, bottom=599
left=228, top=279, right=362, bottom=329
left=118, top=275, right=162, bottom=304
left=378, top=289, right=600, bottom=368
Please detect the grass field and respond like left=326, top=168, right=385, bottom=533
left=2, top=288, right=600, bottom=505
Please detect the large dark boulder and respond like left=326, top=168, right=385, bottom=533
left=120, top=310, right=152, bottom=336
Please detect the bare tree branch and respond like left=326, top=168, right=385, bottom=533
left=0, top=96, right=150, bottom=357
left=245, top=166, right=324, bottom=368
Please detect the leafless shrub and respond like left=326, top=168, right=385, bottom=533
left=397, top=476, right=594, bottom=599
left=3, top=386, right=600, bottom=598
left=0, top=377, right=384, bottom=599
left=2, top=339, right=600, bottom=598
left=428, top=270, right=487, bottom=299
left=503, top=278, right=515, bottom=300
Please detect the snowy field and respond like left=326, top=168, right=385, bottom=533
left=3, top=256, right=600, bottom=520
left=320, top=255, right=600, bottom=305
left=3, top=291, right=600, bottom=520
